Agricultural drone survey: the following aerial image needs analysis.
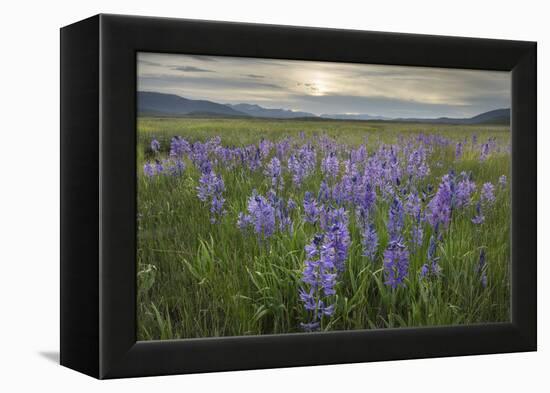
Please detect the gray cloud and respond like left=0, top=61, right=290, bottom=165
left=243, top=74, right=265, bottom=79
left=172, top=66, right=213, bottom=73
left=185, top=55, right=218, bottom=62
left=138, top=59, right=162, bottom=67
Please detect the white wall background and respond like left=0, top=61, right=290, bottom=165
left=0, top=0, right=546, bottom=390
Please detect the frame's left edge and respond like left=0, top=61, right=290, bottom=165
left=60, top=15, right=101, bottom=378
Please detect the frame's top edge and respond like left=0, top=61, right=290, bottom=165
left=60, top=14, right=101, bottom=30
left=96, top=13, right=536, bottom=46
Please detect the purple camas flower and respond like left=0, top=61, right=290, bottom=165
left=336, top=161, right=361, bottom=205
left=275, top=138, right=291, bottom=160
left=420, top=264, right=430, bottom=278
left=481, top=182, right=496, bottom=204
left=361, top=222, right=378, bottom=259
left=404, top=192, right=421, bottom=218
left=480, top=143, right=490, bottom=161
left=351, top=145, right=367, bottom=165
left=169, top=159, right=186, bottom=176
left=411, top=212, right=423, bottom=247
left=299, top=233, right=338, bottom=331
left=426, top=171, right=455, bottom=229
left=268, top=190, right=293, bottom=234
left=322, top=208, right=350, bottom=273
left=455, top=142, right=463, bottom=160
left=499, top=175, right=507, bottom=188
left=258, top=139, right=273, bottom=159
left=383, top=194, right=410, bottom=287
left=169, top=136, right=190, bottom=159
left=287, top=154, right=304, bottom=186
left=287, top=198, right=297, bottom=211
left=237, top=212, right=253, bottom=230
left=299, top=207, right=349, bottom=330
left=455, top=172, right=476, bottom=208
left=318, top=180, right=331, bottom=203
left=356, top=182, right=376, bottom=225
left=471, top=201, right=485, bottom=225
left=143, top=162, right=155, bottom=177
left=321, top=152, right=340, bottom=179
left=388, top=197, right=405, bottom=241
left=155, top=160, right=164, bottom=175
left=383, top=240, right=409, bottom=289
left=196, top=171, right=225, bottom=222
left=247, top=147, right=262, bottom=172
left=303, top=191, right=320, bottom=224
left=210, top=195, right=225, bottom=222
left=406, top=147, right=430, bottom=179
left=420, top=234, right=440, bottom=279
left=190, top=142, right=212, bottom=174
left=265, top=157, right=282, bottom=188
left=151, top=138, right=160, bottom=153
left=477, top=248, right=487, bottom=288
left=238, top=191, right=276, bottom=239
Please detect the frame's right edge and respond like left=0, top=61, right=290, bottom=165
left=510, top=42, right=537, bottom=349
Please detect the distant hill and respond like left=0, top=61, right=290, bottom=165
left=138, top=92, right=509, bottom=125
left=394, top=108, right=510, bottom=125
left=321, top=113, right=391, bottom=121
left=466, top=108, right=510, bottom=124
left=138, top=92, right=248, bottom=117
left=227, top=103, right=317, bottom=119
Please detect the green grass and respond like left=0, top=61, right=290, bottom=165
left=137, top=117, right=510, bottom=340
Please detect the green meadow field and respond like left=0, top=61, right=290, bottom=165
left=136, top=117, right=511, bottom=341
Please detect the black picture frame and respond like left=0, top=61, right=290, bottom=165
left=60, top=14, right=537, bottom=379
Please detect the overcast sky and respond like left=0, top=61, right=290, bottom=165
left=137, top=52, right=510, bottom=118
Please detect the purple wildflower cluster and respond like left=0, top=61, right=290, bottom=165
left=170, top=136, right=191, bottom=159
left=303, top=191, right=320, bottom=224
left=197, top=171, right=226, bottom=223
left=481, top=182, right=496, bottom=204
left=426, top=171, right=456, bottom=229
left=321, top=152, right=340, bottom=179
left=151, top=138, right=161, bottom=153
left=361, top=223, right=379, bottom=259
left=142, top=130, right=509, bottom=329
left=388, top=197, right=405, bottom=241
left=288, top=144, right=316, bottom=187
left=472, top=202, right=485, bottom=225
left=383, top=197, right=410, bottom=288
left=455, top=142, right=463, bottom=160
left=420, top=234, right=441, bottom=279
left=455, top=172, right=476, bottom=208
left=143, top=138, right=188, bottom=178
left=237, top=191, right=276, bottom=239
left=406, top=146, right=430, bottom=179
left=265, top=157, right=282, bottom=189
left=238, top=190, right=295, bottom=239
left=269, top=190, right=294, bottom=234
left=383, top=241, right=410, bottom=289
left=299, top=208, right=350, bottom=330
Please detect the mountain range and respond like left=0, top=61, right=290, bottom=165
left=227, top=103, right=316, bottom=119
left=138, top=91, right=510, bottom=125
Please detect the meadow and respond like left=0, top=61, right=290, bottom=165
left=137, top=117, right=511, bottom=341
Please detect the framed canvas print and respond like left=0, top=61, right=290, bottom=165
left=60, top=14, right=536, bottom=379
